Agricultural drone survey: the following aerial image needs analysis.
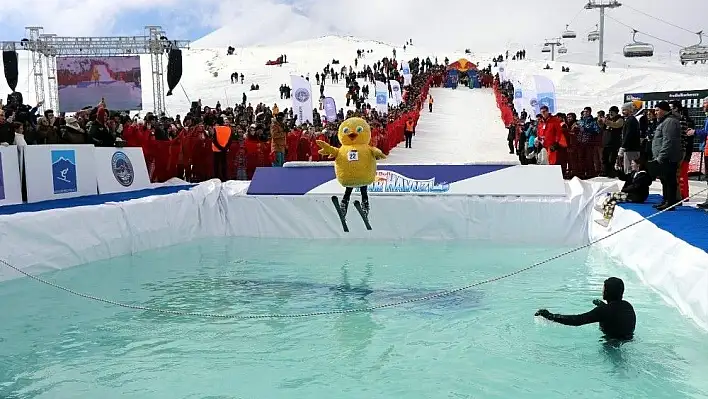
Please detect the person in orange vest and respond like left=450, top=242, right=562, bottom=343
left=212, top=121, right=233, bottom=181
left=404, top=117, right=415, bottom=148
left=428, top=95, right=434, bottom=112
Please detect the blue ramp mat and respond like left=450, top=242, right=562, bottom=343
left=619, top=194, right=708, bottom=252
left=0, top=185, right=194, bottom=216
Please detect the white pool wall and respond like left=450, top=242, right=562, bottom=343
left=1, top=178, right=707, bottom=330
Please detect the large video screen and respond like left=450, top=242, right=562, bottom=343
left=56, top=56, right=142, bottom=113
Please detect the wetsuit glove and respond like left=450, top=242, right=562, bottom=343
left=592, top=299, right=605, bottom=307
left=535, top=309, right=551, bottom=318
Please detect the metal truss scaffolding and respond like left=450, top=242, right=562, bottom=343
left=0, top=26, right=189, bottom=115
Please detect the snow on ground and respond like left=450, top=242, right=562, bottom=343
left=3, top=35, right=708, bottom=164
left=381, top=87, right=516, bottom=164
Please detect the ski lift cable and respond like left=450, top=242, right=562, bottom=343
left=623, top=4, right=708, bottom=38
left=605, top=15, right=685, bottom=48
left=562, top=6, right=587, bottom=32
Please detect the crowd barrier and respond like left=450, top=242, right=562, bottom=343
left=120, top=75, right=438, bottom=184
left=0, top=145, right=151, bottom=205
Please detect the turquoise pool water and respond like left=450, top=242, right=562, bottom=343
left=1, top=238, right=707, bottom=398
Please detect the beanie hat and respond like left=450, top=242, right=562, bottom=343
left=656, top=101, right=671, bottom=112
left=96, top=106, right=107, bottom=123
left=621, top=102, right=634, bottom=111
left=609, top=106, right=619, bottom=113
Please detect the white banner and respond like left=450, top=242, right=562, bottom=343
left=0, top=146, right=23, bottom=206
left=390, top=80, right=403, bottom=106
left=401, top=62, right=412, bottom=85
left=402, top=61, right=410, bottom=75
left=375, top=80, right=389, bottom=114
left=498, top=62, right=507, bottom=82
left=513, top=80, right=525, bottom=117
left=290, top=75, right=314, bottom=124
left=94, top=147, right=151, bottom=194
left=532, top=75, right=557, bottom=114
left=24, top=144, right=98, bottom=203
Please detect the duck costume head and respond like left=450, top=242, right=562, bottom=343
left=316, top=117, right=386, bottom=217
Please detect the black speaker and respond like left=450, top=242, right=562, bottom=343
left=2, top=50, right=18, bottom=92
left=166, top=49, right=182, bottom=96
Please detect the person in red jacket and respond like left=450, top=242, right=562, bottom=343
left=537, top=105, right=563, bottom=166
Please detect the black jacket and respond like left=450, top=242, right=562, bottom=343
left=0, top=121, right=12, bottom=144
left=617, top=169, right=652, bottom=203
left=89, top=122, right=115, bottom=147
left=621, top=115, right=641, bottom=152
left=679, top=114, right=696, bottom=162
left=603, top=116, right=624, bottom=148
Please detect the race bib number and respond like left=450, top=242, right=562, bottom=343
left=347, top=150, right=359, bottom=161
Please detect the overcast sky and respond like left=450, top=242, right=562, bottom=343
left=0, top=0, right=705, bottom=53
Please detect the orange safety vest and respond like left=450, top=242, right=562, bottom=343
left=405, top=120, right=414, bottom=132
left=428, top=96, right=434, bottom=104
left=212, top=125, right=231, bottom=152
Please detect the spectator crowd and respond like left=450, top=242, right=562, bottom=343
left=495, top=73, right=708, bottom=211
left=3, top=43, right=707, bottom=214
left=0, top=50, right=444, bottom=183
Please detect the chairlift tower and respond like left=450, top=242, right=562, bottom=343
left=585, top=0, right=622, bottom=66
left=544, top=39, right=563, bottom=61
left=0, top=26, right=190, bottom=115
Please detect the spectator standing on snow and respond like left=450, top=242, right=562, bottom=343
left=619, top=102, right=641, bottom=174
left=270, top=113, right=286, bottom=167
left=602, top=106, right=624, bottom=177
left=651, top=101, right=682, bottom=212
left=686, top=98, right=708, bottom=208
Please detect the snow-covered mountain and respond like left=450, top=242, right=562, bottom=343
left=2, top=35, right=707, bottom=118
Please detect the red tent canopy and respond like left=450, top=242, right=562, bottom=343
left=447, top=58, right=477, bottom=72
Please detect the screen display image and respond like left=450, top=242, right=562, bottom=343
left=56, top=56, right=142, bottom=113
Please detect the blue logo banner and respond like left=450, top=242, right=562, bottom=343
left=536, top=92, right=556, bottom=114
left=376, top=92, right=387, bottom=105
left=247, top=164, right=512, bottom=195
left=0, top=152, right=5, bottom=201
left=51, top=149, right=78, bottom=194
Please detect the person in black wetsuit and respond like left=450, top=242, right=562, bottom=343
left=535, top=277, right=636, bottom=341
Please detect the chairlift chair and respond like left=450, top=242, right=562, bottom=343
left=558, top=46, right=568, bottom=54
left=542, top=45, right=551, bottom=53
left=562, top=25, right=577, bottom=39
left=679, top=31, right=708, bottom=65
left=588, top=25, right=600, bottom=42
left=623, top=30, right=654, bottom=58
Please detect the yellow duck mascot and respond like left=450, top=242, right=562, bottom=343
left=316, top=117, right=386, bottom=222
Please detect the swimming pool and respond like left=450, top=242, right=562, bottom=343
left=1, top=238, right=707, bottom=398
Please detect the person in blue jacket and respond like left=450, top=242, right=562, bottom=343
left=687, top=97, right=708, bottom=209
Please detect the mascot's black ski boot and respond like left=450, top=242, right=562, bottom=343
left=340, top=198, right=350, bottom=218
left=353, top=199, right=372, bottom=230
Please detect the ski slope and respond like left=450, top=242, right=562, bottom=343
left=382, top=88, right=516, bottom=164
left=2, top=35, right=708, bottom=165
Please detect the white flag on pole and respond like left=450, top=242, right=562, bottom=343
left=390, top=80, right=402, bottom=105
left=374, top=80, right=389, bottom=114
left=290, top=75, right=314, bottom=124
